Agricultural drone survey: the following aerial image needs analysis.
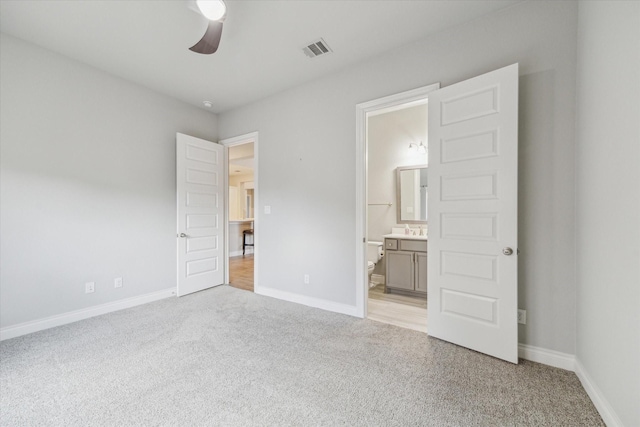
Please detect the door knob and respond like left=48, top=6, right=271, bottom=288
left=502, top=247, right=513, bottom=256
left=179, top=233, right=188, bottom=238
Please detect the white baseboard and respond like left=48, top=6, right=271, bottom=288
left=255, top=286, right=360, bottom=317
left=229, top=250, right=252, bottom=257
left=0, top=287, right=176, bottom=341
left=513, top=346, right=622, bottom=425
left=575, top=358, right=624, bottom=427
left=518, top=343, right=576, bottom=371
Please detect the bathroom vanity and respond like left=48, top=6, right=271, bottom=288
left=383, top=234, right=427, bottom=297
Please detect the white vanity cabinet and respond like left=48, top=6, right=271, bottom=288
left=384, top=237, right=427, bottom=296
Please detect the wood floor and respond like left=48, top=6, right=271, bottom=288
left=367, top=285, right=427, bottom=333
left=229, top=254, right=254, bottom=292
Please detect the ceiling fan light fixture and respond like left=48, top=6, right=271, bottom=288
left=196, top=0, right=226, bottom=21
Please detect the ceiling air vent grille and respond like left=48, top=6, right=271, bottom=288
left=302, top=38, right=332, bottom=58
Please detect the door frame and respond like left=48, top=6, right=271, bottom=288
left=219, top=131, right=259, bottom=290
left=355, top=83, right=439, bottom=318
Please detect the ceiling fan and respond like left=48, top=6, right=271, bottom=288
left=190, top=0, right=227, bottom=55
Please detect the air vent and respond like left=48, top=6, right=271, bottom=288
left=302, top=38, right=332, bottom=58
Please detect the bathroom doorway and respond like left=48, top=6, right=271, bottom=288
left=356, top=84, right=439, bottom=332
left=221, top=132, right=259, bottom=293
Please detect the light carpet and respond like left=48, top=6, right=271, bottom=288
left=0, top=285, right=603, bottom=426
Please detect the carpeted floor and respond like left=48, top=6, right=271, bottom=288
left=0, top=285, right=603, bottom=426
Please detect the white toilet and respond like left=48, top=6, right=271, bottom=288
left=367, top=241, right=384, bottom=288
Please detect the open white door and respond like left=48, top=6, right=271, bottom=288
left=427, top=64, right=519, bottom=363
left=176, top=133, right=224, bottom=297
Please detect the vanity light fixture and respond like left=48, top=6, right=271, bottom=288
left=409, top=141, right=427, bottom=154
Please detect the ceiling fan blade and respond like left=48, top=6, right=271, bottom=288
left=189, top=20, right=223, bottom=54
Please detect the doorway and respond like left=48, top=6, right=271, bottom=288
left=220, top=132, right=259, bottom=292
left=366, top=102, right=430, bottom=333
left=357, top=86, right=438, bottom=332
left=355, top=84, right=440, bottom=327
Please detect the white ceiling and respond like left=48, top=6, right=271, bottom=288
left=229, top=142, right=254, bottom=176
left=0, top=0, right=520, bottom=114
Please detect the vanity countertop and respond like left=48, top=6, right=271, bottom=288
left=383, top=233, right=428, bottom=241
left=229, top=219, right=254, bottom=224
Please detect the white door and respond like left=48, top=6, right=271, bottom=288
left=176, top=133, right=224, bottom=296
left=427, top=64, right=519, bottom=363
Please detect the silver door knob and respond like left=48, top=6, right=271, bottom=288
left=502, top=247, right=513, bottom=256
left=179, top=233, right=188, bottom=238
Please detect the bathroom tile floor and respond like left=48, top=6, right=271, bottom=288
left=368, top=284, right=427, bottom=307
left=367, top=285, right=427, bottom=333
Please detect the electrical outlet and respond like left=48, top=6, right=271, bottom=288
left=264, top=205, right=271, bottom=214
left=304, top=274, right=310, bottom=284
left=518, top=309, right=527, bottom=324
left=85, top=282, right=95, bottom=294
left=114, top=277, right=123, bottom=288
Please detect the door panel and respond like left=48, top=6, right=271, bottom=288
left=427, top=64, right=519, bottom=363
left=177, top=133, right=224, bottom=296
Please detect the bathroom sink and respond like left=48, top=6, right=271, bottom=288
left=384, top=227, right=427, bottom=240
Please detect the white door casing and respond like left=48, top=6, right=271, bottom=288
left=176, top=133, right=224, bottom=297
left=427, top=64, right=519, bottom=363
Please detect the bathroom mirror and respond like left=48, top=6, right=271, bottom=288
left=396, top=165, right=428, bottom=224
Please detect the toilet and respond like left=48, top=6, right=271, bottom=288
left=367, top=241, right=384, bottom=288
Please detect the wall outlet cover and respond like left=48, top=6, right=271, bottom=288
left=85, top=282, right=95, bottom=294
left=518, top=309, right=527, bottom=324
left=114, top=277, right=123, bottom=288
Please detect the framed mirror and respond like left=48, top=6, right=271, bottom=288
left=396, top=165, right=428, bottom=224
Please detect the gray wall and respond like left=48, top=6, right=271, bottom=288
left=220, top=1, right=579, bottom=353
left=0, top=35, right=218, bottom=327
left=575, top=2, right=640, bottom=426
